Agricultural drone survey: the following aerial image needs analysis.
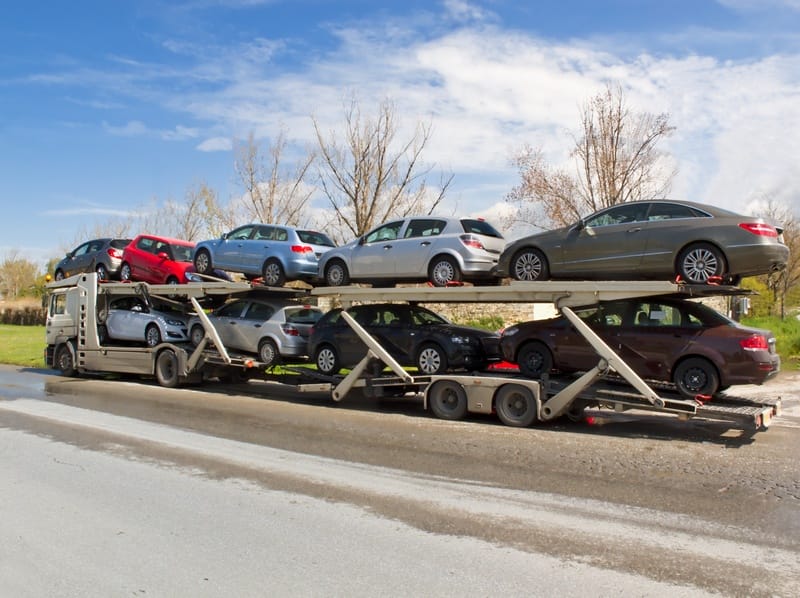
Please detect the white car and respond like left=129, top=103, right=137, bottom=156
left=317, top=216, right=505, bottom=287
left=98, top=297, right=189, bottom=347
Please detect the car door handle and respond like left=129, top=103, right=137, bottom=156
left=229, top=321, right=237, bottom=325
left=627, top=227, right=642, bottom=233
left=383, top=245, right=393, bottom=250
left=254, top=324, right=261, bottom=328
left=419, top=241, right=430, bottom=246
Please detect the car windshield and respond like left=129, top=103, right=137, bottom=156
left=297, top=230, right=336, bottom=247
left=172, top=244, right=194, bottom=262
left=461, top=219, right=503, bottom=238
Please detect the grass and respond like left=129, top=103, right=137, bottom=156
left=0, top=325, right=46, bottom=367
left=740, top=315, right=800, bottom=370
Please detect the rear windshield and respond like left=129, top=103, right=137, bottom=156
left=461, top=219, right=503, bottom=239
left=297, top=230, right=336, bottom=247
left=285, top=307, right=323, bottom=324
left=111, top=239, right=132, bottom=249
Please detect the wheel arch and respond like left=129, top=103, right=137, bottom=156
left=670, top=352, right=724, bottom=386
left=673, top=239, right=728, bottom=272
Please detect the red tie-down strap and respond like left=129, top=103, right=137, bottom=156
left=694, top=394, right=713, bottom=405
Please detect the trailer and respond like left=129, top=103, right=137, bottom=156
left=44, top=273, right=781, bottom=431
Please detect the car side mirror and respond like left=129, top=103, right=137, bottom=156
left=157, top=251, right=169, bottom=260
left=66, top=251, right=74, bottom=258
left=221, top=232, right=228, bottom=240
left=358, top=236, right=366, bottom=246
left=574, top=219, right=585, bottom=232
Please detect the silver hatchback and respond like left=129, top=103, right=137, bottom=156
left=317, top=217, right=505, bottom=287
left=98, top=296, right=189, bottom=347
left=189, top=297, right=323, bottom=366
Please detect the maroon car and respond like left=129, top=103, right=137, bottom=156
left=499, top=297, right=780, bottom=398
left=120, top=234, right=197, bottom=284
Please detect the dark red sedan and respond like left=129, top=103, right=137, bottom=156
left=120, top=234, right=197, bottom=284
left=499, top=296, right=780, bottom=398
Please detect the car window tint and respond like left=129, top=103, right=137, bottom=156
left=461, top=219, right=503, bottom=238
left=217, top=301, right=246, bottom=318
left=598, top=302, right=626, bottom=326
left=73, top=242, right=91, bottom=256
left=297, top=230, right=336, bottom=247
left=228, top=226, right=254, bottom=240
left=88, top=241, right=104, bottom=253
left=244, top=302, right=275, bottom=321
left=110, top=239, right=131, bottom=249
left=365, top=222, right=402, bottom=243
left=410, top=306, right=447, bottom=325
left=646, top=203, right=698, bottom=221
left=586, top=203, right=648, bottom=227
left=404, top=219, right=446, bottom=238
left=286, top=307, right=323, bottom=324
left=274, top=229, right=289, bottom=242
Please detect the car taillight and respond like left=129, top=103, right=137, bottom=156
left=739, top=223, right=778, bottom=237
left=291, top=245, right=314, bottom=254
left=740, top=334, right=768, bottom=351
left=459, top=234, right=485, bottom=250
left=107, top=248, right=123, bottom=258
left=282, top=324, right=300, bottom=336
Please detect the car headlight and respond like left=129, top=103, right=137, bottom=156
left=502, top=326, right=519, bottom=337
left=185, top=272, right=202, bottom=282
left=450, top=335, right=472, bottom=344
left=165, top=319, right=184, bottom=327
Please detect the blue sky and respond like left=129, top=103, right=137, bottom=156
left=3, top=0, right=800, bottom=266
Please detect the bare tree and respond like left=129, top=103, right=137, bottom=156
left=0, top=251, right=40, bottom=300
left=507, top=83, right=676, bottom=230
left=234, top=129, right=316, bottom=226
left=313, top=96, right=452, bottom=241
left=756, top=197, right=799, bottom=319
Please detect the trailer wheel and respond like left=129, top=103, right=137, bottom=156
left=155, top=349, right=180, bottom=388
left=55, top=342, right=77, bottom=377
left=428, top=380, right=468, bottom=421
left=517, top=341, right=553, bottom=379
left=494, top=384, right=537, bottom=427
left=258, top=338, right=278, bottom=366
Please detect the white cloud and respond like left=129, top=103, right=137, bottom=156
left=197, top=137, right=232, bottom=151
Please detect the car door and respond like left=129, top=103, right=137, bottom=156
left=236, top=301, right=277, bottom=353
left=209, top=300, right=249, bottom=350
left=393, top=219, right=446, bottom=277
left=214, top=225, right=257, bottom=271
left=350, top=221, right=404, bottom=278
left=559, top=203, right=650, bottom=277
left=638, top=202, right=709, bottom=276
left=546, top=307, right=616, bottom=372
left=106, top=298, right=149, bottom=341
left=366, top=305, right=413, bottom=362
left=131, top=237, right=157, bottom=282
left=66, top=241, right=93, bottom=276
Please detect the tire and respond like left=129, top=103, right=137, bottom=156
left=262, top=259, right=286, bottom=287
left=428, top=256, right=462, bottom=287
left=315, top=344, right=340, bottom=375
left=96, top=263, right=109, bottom=280
left=428, top=380, right=468, bottom=421
left=55, top=343, right=77, bottom=377
left=673, top=357, right=719, bottom=398
left=54, top=269, right=65, bottom=281
left=145, top=324, right=162, bottom=348
left=494, top=384, right=538, bottom=427
left=120, top=262, right=132, bottom=281
left=511, top=248, right=549, bottom=281
left=416, top=343, right=448, bottom=375
left=258, top=338, right=279, bottom=366
left=677, top=243, right=726, bottom=284
left=190, top=324, right=205, bottom=347
left=166, top=276, right=179, bottom=285
left=517, top=341, right=553, bottom=379
left=155, top=349, right=180, bottom=388
left=194, top=249, right=212, bottom=275
left=325, top=260, right=350, bottom=287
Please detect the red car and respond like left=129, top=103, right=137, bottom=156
left=499, top=296, right=780, bottom=398
left=120, top=235, right=197, bottom=284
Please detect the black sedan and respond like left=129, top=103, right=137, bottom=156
left=499, top=296, right=780, bottom=398
left=494, top=199, right=789, bottom=284
left=308, top=303, right=500, bottom=375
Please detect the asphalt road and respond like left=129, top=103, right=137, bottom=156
left=1, top=365, right=798, bottom=597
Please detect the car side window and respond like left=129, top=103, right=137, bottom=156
left=586, top=204, right=648, bottom=227
left=255, top=226, right=275, bottom=240
left=646, top=203, right=698, bottom=221
left=365, top=222, right=402, bottom=243
left=50, top=294, right=67, bottom=315
left=137, top=237, right=155, bottom=252
left=598, top=303, right=626, bottom=327
left=217, top=301, right=246, bottom=318
left=229, top=226, right=254, bottom=240
left=404, top=219, right=445, bottom=238
left=244, top=302, right=275, bottom=321
left=274, top=228, right=289, bottom=242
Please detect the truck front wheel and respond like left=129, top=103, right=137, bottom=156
left=55, top=343, right=77, bottom=377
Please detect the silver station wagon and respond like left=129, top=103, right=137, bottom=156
left=317, top=216, right=505, bottom=287
left=192, top=224, right=336, bottom=287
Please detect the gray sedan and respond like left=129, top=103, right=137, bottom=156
left=98, top=297, right=189, bottom=347
left=494, top=200, right=789, bottom=284
left=192, top=224, right=336, bottom=287
left=318, top=216, right=505, bottom=287
left=189, top=297, right=323, bottom=366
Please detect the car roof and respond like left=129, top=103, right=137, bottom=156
left=134, top=233, right=196, bottom=245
